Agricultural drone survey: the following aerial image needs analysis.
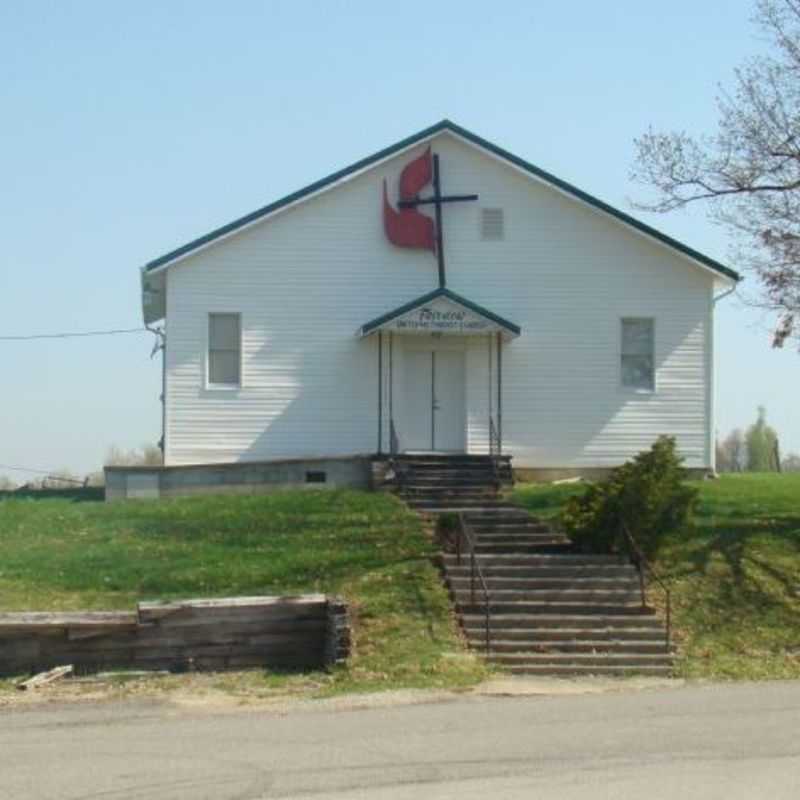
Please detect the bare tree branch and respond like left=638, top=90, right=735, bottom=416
left=632, top=1, right=800, bottom=347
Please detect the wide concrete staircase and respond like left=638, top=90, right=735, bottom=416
left=391, top=454, right=514, bottom=513
left=390, top=454, right=673, bottom=676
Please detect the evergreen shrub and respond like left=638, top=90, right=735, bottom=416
left=562, top=436, right=698, bottom=557
left=436, top=512, right=460, bottom=551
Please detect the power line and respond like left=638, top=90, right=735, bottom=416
left=0, top=464, right=60, bottom=475
left=0, top=327, right=148, bottom=341
left=0, top=464, right=88, bottom=485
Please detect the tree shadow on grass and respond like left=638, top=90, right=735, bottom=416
left=679, top=516, right=800, bottom=570
left=667, top=514, right=800, bottom=620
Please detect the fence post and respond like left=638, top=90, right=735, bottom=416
left=324, top=597, right=351, bottom=669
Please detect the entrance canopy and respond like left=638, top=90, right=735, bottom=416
left=358, top=287, right=521, bottom=341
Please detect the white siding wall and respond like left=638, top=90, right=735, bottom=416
left=163, top=133, right=715, bottom=469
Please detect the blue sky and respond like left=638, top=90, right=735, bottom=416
left=1, top=0, right=797, bottom=478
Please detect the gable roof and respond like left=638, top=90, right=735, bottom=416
left=143, top=119, right=740, bottom=284
left=359, top=287, right=521, bottom=339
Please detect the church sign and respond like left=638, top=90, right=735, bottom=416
left=360, top=288, right=521, bottom=339
left=392, top=305, right=494, bottom=334
left=382, top=298, right=504, bottom=335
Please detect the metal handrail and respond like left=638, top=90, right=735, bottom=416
left=455, top=512, right=491, bottom=655
left=388, top=419, right=408, bottom=490
left=488, top=417, right=502, bottom=489
left=621, top=522, right=672, bottom=651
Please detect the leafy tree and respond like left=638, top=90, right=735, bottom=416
left=745, top=406, right=781, bottom=470
left=41, top=469, right=82, bottom=489
left=716, top=428, right=745, bottom=472
left=85, top=470, right=106, bottom=487
left=715, top=439, right=727, bottom=472
left=632, top=0, right=800, bottom=347
left=105, top=444, right=163, bottom=467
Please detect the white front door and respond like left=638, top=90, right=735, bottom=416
left=435, top=350, right=466, bottom=451
left=403, top=347, right=465, bottom=452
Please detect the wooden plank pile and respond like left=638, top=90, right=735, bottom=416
left=0, top=594, right=349, bottom=677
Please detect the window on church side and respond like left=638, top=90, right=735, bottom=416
left=621, top=318, right=654, bottom=391
left=208, top=313, right=241, bottom=387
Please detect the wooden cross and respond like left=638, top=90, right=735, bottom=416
left=398, top=154, right=478, bottom=288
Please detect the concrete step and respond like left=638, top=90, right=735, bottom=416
left=472, top=526, right=557, bottom=536
left=442, top=554, right=626, bottom=567
left=474, top=533, right=569, bottom=544
left=499, top=664, right=673, bottom=676
left=397, top=470, right=508, bottom=486
left=395, top=463, right=511, bottom=473
left=461, top=614, right=664, bottom=630
left=472, top=543, right=574, bottom=554
left=445, top=565, right=636, bottom=579
left=400, top=474, right=497, bottom=484
left=409, top=498, right=511, bottom=505
left=398, top=469, right=509, bottom=475
left=470, top=526, right=559, bottom=536
left=469, top=638, right=670, bottom=654
left=401, top=492, right=499, bottom=501
left=410, top=501, right=525, bottom=511
left=473, top=531, right=568, bottom=541
left=449, top=577, right=640, bottom=592
left=467, top=522, right=553, bottom=533
left=401, top=463, right=499, bottom=469
left=452, top=588, right=641, bottom=603
left=394, top=454, right=512, bottom=462
left=398, top=476, right=511, bottom=487
left=458, top=601, right=647, bottom=615
left=401, top=472, right=510, bottom=481
left=462, top=626, right=667, bottom=642
left=400, top=477, right=498, bottom=487
left=469, top=525, right=554, bottom=534
left=405, top=487, right=507, bottom=495
left=464, top=510, right=535, bottom=521
left=488, top=652, right=673, bottom=668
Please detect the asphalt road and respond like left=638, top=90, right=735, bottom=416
left=2, top=681, right=799, bottom=799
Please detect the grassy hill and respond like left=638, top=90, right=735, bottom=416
left=0, top=490, right=488, bottom=694
left=2, top=473, right=797, bottom=690
left=513, top=473, right=800, bottom=679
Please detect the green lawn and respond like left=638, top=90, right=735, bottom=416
left=0, top=490, right=488, bottom=694
left=3, top=475, right=797, bottom=691
left=513, top=473, right=800, bottom=680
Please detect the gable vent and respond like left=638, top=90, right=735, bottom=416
left=481, top=208, right=504, bottom=240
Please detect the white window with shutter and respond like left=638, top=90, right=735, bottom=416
left=207, top=313, right=241, bottom=388
left=620, top=318, right=654, bottom=391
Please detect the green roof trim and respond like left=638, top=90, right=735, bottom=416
left=144, top=119, right=740, bottom=283
left=360, top=287, right=521, bottom=337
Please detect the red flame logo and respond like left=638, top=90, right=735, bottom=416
left=383, top=147, right=435, bottom=252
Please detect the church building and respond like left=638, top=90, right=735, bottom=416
left=114, top=120, right=739, bottom=499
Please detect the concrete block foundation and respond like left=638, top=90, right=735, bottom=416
left=104, top=455, right=373, bottom=501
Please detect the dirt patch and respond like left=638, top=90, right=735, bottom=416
left=475, top=675, right=685, bottom=696
left=0, top=670, right=685, bottom=715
